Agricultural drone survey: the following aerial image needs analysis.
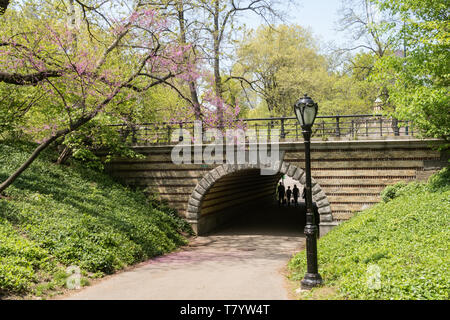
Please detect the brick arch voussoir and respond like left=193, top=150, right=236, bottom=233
left=187, top=164, right=234, bottom=220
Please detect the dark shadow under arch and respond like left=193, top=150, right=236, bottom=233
left=186, top=162, right=335, bottom=236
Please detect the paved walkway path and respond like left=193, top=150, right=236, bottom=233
left=62, top=204, right=306, bottom=300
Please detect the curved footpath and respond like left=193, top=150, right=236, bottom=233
left=60, top=205, right=306, bottom=300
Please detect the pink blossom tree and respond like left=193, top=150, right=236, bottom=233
left=0, top=4, right=196, bottom=193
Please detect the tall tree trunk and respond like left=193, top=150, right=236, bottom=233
left=0, top=136, right=58, bottom=193
left=380, top=85, right=399, bottom=135
left=0, top=107, right=103, bottom=193
left=68, top=0, right=78, bottom=51
left=176, top=0, right=202, bottom=121
left=213, top=0, right=224, bottom=129
left=56, top=145, right=72, bottom=165
left=188, top=82, right=202, bottom=120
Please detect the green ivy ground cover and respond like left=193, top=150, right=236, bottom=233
left=289, top=168, right=450, bottom=300
left=0, top=141, right=192, bottom=298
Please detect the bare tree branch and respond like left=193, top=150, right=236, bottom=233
left=0, top=70, right=62, bottom=85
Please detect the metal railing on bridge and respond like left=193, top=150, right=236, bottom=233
left=111, top=114, right=415, bottom=145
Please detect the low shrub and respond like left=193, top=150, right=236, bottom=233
left=428, top=166, right=450, bottom=192
left=289, top=168, right=450, bottom=300
left=0, top=217, right=57, bottom=294
left=380, top=181, right=407, bottom=202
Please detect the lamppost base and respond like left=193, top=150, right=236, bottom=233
left=300, top=273, right=323, bottom=290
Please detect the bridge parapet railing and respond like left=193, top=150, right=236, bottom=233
left=110, top=115, right=415, bottom=145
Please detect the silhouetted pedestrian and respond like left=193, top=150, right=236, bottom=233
left=293, top=185, right=299, bottom=206
left=286, top=186, right=292, bottom=206
left=277, top=182, right=285, bottom=206
left=302, top=187, right=307, bottom=208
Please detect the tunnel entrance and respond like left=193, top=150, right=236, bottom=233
left=186, top=162, right=335, bottom=237
left=207, top=197, right=308, bottom=237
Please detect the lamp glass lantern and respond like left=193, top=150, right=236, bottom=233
left=294, top=94, right=318, bottom=128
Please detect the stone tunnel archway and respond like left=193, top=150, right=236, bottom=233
left=186, top=161, right=336, bottom=236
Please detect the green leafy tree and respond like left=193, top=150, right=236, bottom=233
left=371, top=0, right=449, bottom=141
left=320, top=52, right=379, bottom=115
left=234, top=24, right=377, bottom=117
left=234, top=24, right=332, bottom=116
left=336, top=0, right=400, bottom=110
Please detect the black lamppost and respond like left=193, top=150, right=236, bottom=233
left=294, top=94, right=323, bottom=290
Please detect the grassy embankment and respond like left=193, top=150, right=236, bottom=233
left=289, top=167, right=449, bottom=300
left=0, top=140, right=192, bottom=299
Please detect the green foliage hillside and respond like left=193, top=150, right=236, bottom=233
left=0, top=141, right=192, bottom=298
left=289, top=168, right=450, bottom=300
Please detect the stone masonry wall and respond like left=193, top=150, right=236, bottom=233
left=104, top=139, right=447, bottom=232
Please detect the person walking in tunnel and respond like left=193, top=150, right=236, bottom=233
left=286, top=186, right=292, bottom=206
left=277, top=182, right=285, bottom=206
left=293, top=185, right=300, bottom=207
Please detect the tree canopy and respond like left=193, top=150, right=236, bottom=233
left=371, top=0, right=449, bottom=141
left=0, top=0, right=447, bottom=193
left=234, top=24, right=376, bottom=116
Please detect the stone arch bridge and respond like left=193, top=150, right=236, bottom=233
left=104, top=138, right=447, bottom=237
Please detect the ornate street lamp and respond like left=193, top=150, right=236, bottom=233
left=294, top=94, right=323, bottom=290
